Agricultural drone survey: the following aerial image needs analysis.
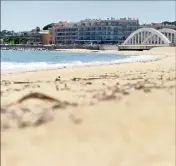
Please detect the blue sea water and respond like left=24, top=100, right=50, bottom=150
left=1, top=50, right=160, bottom=72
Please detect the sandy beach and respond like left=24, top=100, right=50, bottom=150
left=1, top=47, right=175, bottom=166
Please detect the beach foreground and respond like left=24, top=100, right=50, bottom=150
left=1, top=47, right=175, bottom=166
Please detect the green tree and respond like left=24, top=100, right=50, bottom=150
left=36, top=27, right=40, bottom=32
left=9, top=40, right=15, bottom=45
left=43, top=23, right=53, bottom=30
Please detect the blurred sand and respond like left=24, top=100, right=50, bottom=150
left=1, top=47, right=175, bottom=166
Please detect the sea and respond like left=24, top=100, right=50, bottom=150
left=1, top=50, right=161, bottom=73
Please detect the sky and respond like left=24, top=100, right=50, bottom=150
left=1, top=1, right=176, bottom=32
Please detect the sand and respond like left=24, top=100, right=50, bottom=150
left=1, top=47, right=176, bottom=166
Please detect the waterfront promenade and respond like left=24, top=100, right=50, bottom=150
left=0, top=44, right=100, bottom=51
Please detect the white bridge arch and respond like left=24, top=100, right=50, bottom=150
left=122, top=28, right=174, bottom=45
left=159, top=28, right=176, bottom=43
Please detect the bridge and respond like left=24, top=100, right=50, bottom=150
left=119, top=28, right=176, bottom=50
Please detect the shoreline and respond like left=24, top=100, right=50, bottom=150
left=54, top=47, right=175, bottom=56
left=2, top=46, right=174, bottom=56
left=1, top=55, right=161, bottom=74
left=2, top=47, right=169, bottom=74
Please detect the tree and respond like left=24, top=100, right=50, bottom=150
left=2, top=35, right=32, bottom=44
left=36, top=26, right=40, bottom=32
left=0, top=39, right=3, bottom=44
left=9, top=40, right=15, bottom=45
left=43, top=23, right=54, bottom=30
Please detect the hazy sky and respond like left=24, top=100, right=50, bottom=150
left=1, top=1, right=176, bottom=32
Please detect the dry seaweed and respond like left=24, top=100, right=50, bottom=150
left=6, top=92, right=60, bottom=107
left=12, top=81, right=33, bottom=84
left=1, top=92, right=78, bottom=130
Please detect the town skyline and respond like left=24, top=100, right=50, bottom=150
left=2, top=1, right=175, bottom=32
left=1, top=19, right=175, bottom=34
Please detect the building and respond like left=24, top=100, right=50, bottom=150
left=0, top=30, right=16, bottom=37
left=55, top=22, right=78, bottom=44
left=140, top=22, right=176, bottom=30
left=27, top=27, right=41, bottom=44
left=39, top=30, right=50, bottom=45
left=77, top=17, right=139, bottom=44
left=49, top=17, right=139, bottom=45
left=49, top=22, right=78, bottom=44
left=49, top=21, right=69, bottom=44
